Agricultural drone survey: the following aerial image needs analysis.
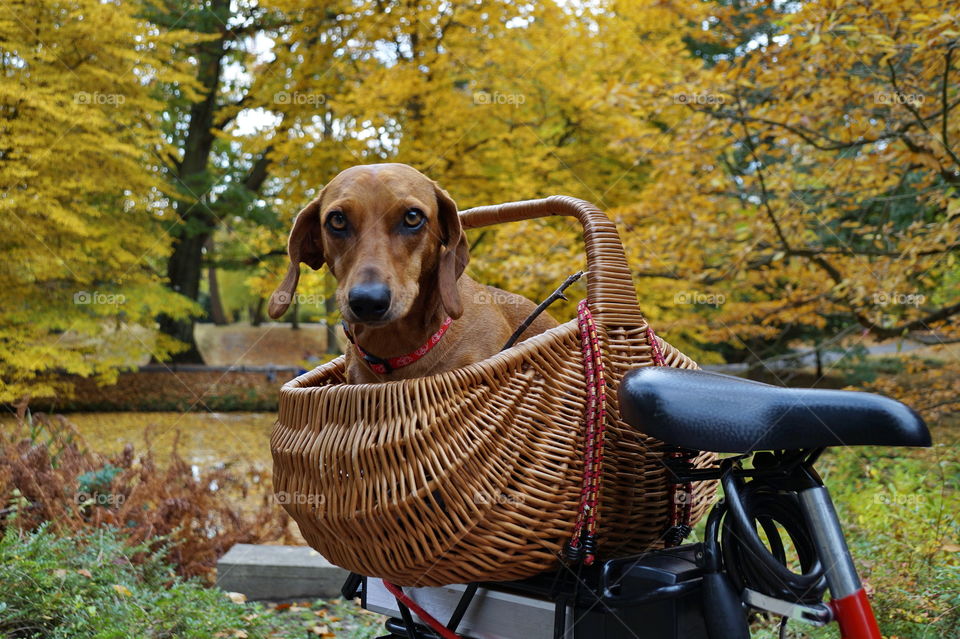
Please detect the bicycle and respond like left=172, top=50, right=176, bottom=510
left=342, top=366, right=931, bottom=639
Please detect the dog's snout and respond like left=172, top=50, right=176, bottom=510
left=348, top=282, right=392, bottom=322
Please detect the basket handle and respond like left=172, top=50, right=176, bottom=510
left=459, top=195, right=645, bottom=328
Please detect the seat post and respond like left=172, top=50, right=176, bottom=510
left=799, top=486, right=881, bottom=639
left=798, top=487, right=860, bottom=598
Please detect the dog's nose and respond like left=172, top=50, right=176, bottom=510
left=348, top=283, right=392, bottom=321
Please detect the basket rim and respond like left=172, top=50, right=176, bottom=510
left=280, top=317, right=582, bottom=396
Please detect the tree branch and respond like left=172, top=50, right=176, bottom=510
left=942, top=45, right=954, bottom=163
left=204, top=248, right=286, bottom=269
left=694, top=105, right=913, bottom=151
left=214, top=93, right=254, bottom=130
left=887, top=58, right=960, bottom=168
left=243, top=145, right=274, bottom=193
left=869, top=301, right=960, bottom=339
left=734, top=94, right=792, bottom=251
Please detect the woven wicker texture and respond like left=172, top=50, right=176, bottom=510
left=272, top=196, right=717, bottom=586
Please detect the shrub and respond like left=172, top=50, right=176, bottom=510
left=0, top=405, right=292, bottom=581
left=0, top=524, right=271, bottom=639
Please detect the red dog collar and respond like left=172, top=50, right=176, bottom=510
left=343, top=316, right=453, bottom=375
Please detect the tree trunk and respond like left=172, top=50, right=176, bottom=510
left=157, top=0, right=229, bottom=362
left=251, top=298, right=266, bottom=327
left=207, top=263, right=228, bottom=325
left=206, top=237, right=229, bottom=326
left=157, top=231, right=208, bottom=363
left=325, top=271, right=340, bottom=355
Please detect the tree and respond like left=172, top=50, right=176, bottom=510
left=612, top=0, right=959, bottom=368
left=144, top=0, right=289, bottom=361
left=257, top=0, right=958, bottom=380
left=249, top=0, right=687, bottom=321
left=0, top=0, right=197, bottom=402
left=7, top=0, right=954, bottom=401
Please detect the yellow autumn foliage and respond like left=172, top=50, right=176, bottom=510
left=251, top=0, right=957, bottom=383
left=2, top=0, right=957, bottom=411
left=0, top=0, right=200, bottom=401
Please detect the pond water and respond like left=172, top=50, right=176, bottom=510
left=3, top=411, right=277, bottom=470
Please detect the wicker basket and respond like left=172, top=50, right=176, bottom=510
left=271, top=196, right=717, bottom=587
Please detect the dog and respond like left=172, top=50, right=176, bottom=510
left=268, top=163, right=558, bottom=383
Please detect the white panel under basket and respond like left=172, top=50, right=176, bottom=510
left=364, top=578, right=572, bottom=639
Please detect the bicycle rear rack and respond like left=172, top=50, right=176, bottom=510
left=347, top=544, right=710, bottom=639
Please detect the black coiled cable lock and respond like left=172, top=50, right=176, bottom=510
left=699, top=464, right=828, bottom=639
left=720, top=474, right=827, bottom=604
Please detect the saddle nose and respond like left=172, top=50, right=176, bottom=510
left=348, top=282, right=392, bottom=322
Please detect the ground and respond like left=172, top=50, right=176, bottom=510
left=195, top=323, right=339, bottom=367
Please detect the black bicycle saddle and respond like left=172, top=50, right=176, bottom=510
left=619, top=367, right=931, bottom=453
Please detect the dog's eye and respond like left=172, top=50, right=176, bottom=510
left=326, top=211, right=348, bottom=232
left=403, top=208, right=425, bottom=229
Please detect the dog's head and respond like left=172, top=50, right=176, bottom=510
left=268, top=163, right=469, bottom=326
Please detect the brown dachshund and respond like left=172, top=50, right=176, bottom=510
left=268, top=163, right=558, bottom=383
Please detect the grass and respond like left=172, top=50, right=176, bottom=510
left=256, top=599, right=382, bottom=639
left=820, top=428, right=959, bottom=635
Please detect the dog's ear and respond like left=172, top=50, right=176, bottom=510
left=268, top=194, right=325, bottom=319
left=434, top=183, right=469, bottom=319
